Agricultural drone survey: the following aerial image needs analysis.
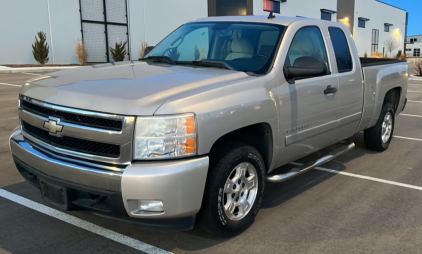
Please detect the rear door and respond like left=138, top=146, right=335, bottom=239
left=275, top=21, right=340, bottom=166
left=326, top=25, right=364, bottom=141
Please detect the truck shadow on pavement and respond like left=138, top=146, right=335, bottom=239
left=0, top=133, right=383, bottom=253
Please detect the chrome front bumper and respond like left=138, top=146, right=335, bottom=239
left=10, top=128, right=209, bottom=220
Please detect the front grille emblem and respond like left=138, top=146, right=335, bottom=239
left=43, top=119, right=64, bottom=135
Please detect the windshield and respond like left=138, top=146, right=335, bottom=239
left=145, top=22, right=286, bottom=74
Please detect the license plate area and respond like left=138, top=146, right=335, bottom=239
left=39, top=178, right=69, bottom=210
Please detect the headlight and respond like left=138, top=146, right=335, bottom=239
left=133, top=113, right=197, bottom=159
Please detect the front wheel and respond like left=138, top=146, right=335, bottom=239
left=199, top=143, right=266, bottom=237
left=364, top=103, right=395, bottom=151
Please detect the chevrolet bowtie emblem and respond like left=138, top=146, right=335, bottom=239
left=43, top=119, right=64, bottom=134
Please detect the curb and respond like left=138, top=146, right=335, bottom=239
left=409, top=75, right=422, bottom=81
left=0, top=66, right=80, bottom=74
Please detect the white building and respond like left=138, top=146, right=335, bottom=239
left=406, top=35, right=422, bottom=57
left=0, top=0, right=407, bottom=65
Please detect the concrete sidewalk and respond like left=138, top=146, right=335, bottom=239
left=0, top=66, right=80, bottom=73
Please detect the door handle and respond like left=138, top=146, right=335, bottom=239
left=324, top=85, right=338, bottom=95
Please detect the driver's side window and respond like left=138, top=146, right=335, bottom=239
left=286, top=26, right=329, bottom=70
left=176, top=28, right=210, bottom=61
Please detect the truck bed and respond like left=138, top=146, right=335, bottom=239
left=360, top=58, right=407, bottom=68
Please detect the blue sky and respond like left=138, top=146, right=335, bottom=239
left=380, top=0, right=422, bottom=36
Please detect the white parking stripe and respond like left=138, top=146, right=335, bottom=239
left=394, top=136, right=422, bottom=142
left=0, top=189, right=171, bottom=254
left=399, top=114, right=422, bottom=118
left=408, top=100, right=422, bottom=104
left=408, top=90, right=422, bottom=93
left=290, top=162, right=422, bottom=191
left=21, top=72, right=41, bottom=76
left=0, top=82, right=21, bottom=87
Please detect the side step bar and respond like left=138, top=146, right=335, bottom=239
left=266, top=142, right=355, bottom=183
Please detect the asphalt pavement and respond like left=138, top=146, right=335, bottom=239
left=1, top=72, right=422, bottom=254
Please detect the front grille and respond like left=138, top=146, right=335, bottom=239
left=21, top=100, right=123, bottom=131
left=22, top=121, right=120, bottom=158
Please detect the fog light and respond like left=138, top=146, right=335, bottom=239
left=139, top=200, right=164, bottom=212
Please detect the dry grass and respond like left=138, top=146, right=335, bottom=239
left=76, top=39, right=88, bottom=65
left=140, top=41, right=149, bottom=58
left=415, top=61, right=422, bottom=76
left=370, top=51, right=384, bottom=58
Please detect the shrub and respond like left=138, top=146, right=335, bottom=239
left=110, top=41, right=127, bottom=62
left=415, top=61, right=422, bottom=76
left=76, top=39, right=88, bottom=65
left=140, top=41, right=149, bottom=58
left=364, top=51, right=368, bottom=58
left=399, top=54, right=407, bottom=60
left=384, top=51, right=388, bottom=58
left=395, top=50, right=402, bottom=59
left=370, top=51, right=383, bottom=58
left=32, top=31, right=49, bottom=65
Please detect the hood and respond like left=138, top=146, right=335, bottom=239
left=20, top=61, right=251, bottom=116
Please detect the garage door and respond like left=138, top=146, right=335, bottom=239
left=80, top=0, right=130, bottom=63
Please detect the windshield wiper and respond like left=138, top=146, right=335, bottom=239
left=139, top=56, right=175, bottom=65
left=176, top=60, right=235, bottom=70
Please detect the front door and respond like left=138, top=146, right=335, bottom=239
left=276, top=24, right=339, bottom=166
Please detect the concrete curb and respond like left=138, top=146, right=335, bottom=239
left=409, top=75, right=422, bottom=81
left=0, top=66, right=80, bottom=74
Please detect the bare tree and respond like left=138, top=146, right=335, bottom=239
left=385, top=37, right=400, bottom=58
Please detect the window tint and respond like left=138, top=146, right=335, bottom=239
left=329, top=27, right=353, bottom=73
left=358, top=19, right=365, bottom=28
left=286, top=26, right=329, bottom=74
left=177, top=27, right=210, bottom=61
left=321, top=12, right=332, bottom=21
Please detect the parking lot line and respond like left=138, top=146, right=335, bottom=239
left=0, top=82, right=21, bottom=87
left=393, top=136, right=422, bottom=142
left=0, top=189, right=171, bottom=254
left=408, top=100, right=422, bottom=104
left=408, top=91, right=422, bottom=93
left=399, top=114, right=422, bottom=118
left=21, top=72, right=41, bottom=76
left=290, top=162, right=422, bottom=191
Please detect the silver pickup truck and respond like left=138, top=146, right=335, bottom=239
left=10, top=16, right=408, bottom=237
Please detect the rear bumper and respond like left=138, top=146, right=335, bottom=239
left=10, top=128, right=209, bottom=231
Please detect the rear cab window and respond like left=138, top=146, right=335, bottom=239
left=328, top=27, right=353, bottom=73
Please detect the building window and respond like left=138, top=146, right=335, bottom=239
left=384, top=25, right=390, bottom=32
left=321, top=11, right=332, bottom=21
left=358, top=19, right=366, bottom=28
left=371, top=29, right=379, bottom=53
left=406, top=48, right=412, bottom=52
left=415, top=38, right=418, bottom=42
left=411, top=39, right=414, bottom=43
left=208, top=0, right=253, bottom=16
left=414, top=49, right=421, bottom=57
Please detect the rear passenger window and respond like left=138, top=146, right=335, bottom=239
left=328, top=27, right=353, bottom=73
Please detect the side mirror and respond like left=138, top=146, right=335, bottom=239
left=144, top=46, right=155, bottom=56
left=285, top=56, right=328, bottom=84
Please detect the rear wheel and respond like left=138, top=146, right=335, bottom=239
left=364, top=103, right=395, bottom=151
left=199, top=143, right=266, bottom=237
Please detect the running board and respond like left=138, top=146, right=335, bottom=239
left=266, top=143, right=355, bottom=183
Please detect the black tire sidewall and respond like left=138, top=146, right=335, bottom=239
left=206, top=146, right=266, bottom=236
left=365, top=103, right=395, bottom=151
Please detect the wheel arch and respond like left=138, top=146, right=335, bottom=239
left=208, top=123, right=274, bottom=173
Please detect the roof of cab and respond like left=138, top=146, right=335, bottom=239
left=190, top=15, right=304, bottom=26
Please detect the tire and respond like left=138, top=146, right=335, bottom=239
left=199, top=143, right=266, bottom=237
left=364, top=103, right=395, bottom=151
